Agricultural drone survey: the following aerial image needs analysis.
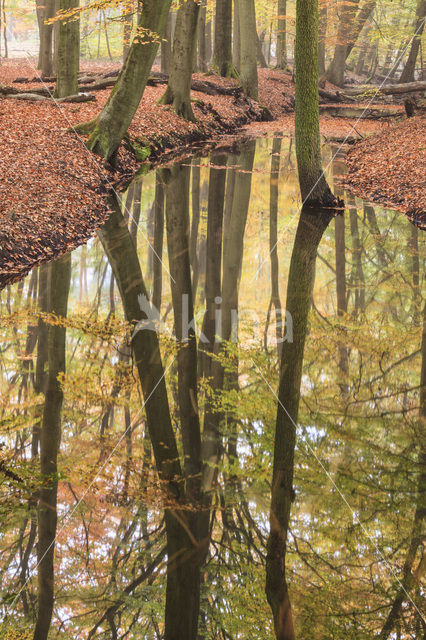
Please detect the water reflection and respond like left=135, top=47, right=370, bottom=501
left=0, top=137, right=424, bottom=640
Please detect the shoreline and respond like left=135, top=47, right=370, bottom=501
left=0, top=60, right=423, bottom=288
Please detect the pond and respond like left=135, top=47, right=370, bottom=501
left=0, top=135, right=424, bottom=639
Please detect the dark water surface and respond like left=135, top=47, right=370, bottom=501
left=0, top=136, right=424, bottom=639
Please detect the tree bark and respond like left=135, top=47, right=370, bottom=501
left=345, top=0, right=376, bottom=60
left=276, top=0, right=287, bottom=69
left=197, top=0, right=208, bottom=72
left=159, top=0, right=200, bottom=120
left=213, top=0, right=236, bottom=77
left=161, top=10, right=172, bottom=74
left=295, top=0, right=335, bottom=205
left=265, top=207, right=333, bottom=640
left=239, top=0, right=259, bottom=99
left=39, top=0, right=56, bottom=78
left=33, top=253, right=71, bottom=640
left=327, top=0, right=360, bottom=86
left=54, top=0, right=80, bottom=99
left=318, top=2, right=327, bottom=76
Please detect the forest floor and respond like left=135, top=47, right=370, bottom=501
left=0, top=58, right=422, bottom=286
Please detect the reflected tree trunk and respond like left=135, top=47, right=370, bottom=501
left=266, top=207, right=333, bottom=640
left=379, top=301, right=426, bottom=639
left=34, top=253, right=71, bottom=640
left=265, top=136, right=283, bottom=357
left=199, top=153, right=227, bottom=377
left=98, top=196, right=202, bottom=640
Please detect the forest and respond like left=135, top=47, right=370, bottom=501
left=0, top=1, right=425, bottom=639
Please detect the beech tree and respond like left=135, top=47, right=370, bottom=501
left=213, top=0, right=237, bottom=77
left=295, top=0, right=335, bottom=205
left=399, top=0, right=426, bottom=82
left=239, top=0, right=259, bottom=99
left=77, top=0, right=172, bottom=162
left=159, top=0, right=200, bottom=120
left=54, top=0, right=80, bottom=98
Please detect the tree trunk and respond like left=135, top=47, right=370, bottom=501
left=327, top=0, right=359, bottom=86
left=33, top=253, right=71, bottom=640
left=54, top=0, right=80, bottom=99
left=355, top=22, right=371, bottom=74
left=197, top=0, right=208, bottom=72
left=379, top=301, right=426, bottom=639
left=39, top=0, right=56, bottom=78
left=345, top=0, right=376, bottom=60
left=163, top=163, right=202, bottom=640
left=399, top=0, right=426, bottom=83
left=213, top=0, right=236, bottom=77
left=83, top=0, right=172, bottom=162
left=159, top=0, right=200, bottom=120
left=122, top=3, right=133, bottom=60
left=161, top=10, right=172, bottom=74
left=239, top=0, right=258, bottom=99
left=295, top=0, right=335, bottom=205
left=98, top=197, right=202, bottom=640
left=233, top=0, right=241, bottom=71
left=276, top=0, right=287, bottom=69
left=318, top=2, right=327, bottom=76
left=265, top=207, right=333, bottom=640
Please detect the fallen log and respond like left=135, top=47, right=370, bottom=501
left=343, top=80, right=426, bottom=96
left=3, top=93, right=50, bottom=101
left=0, top=84, right=52, bottom=97
left=57, top=93, right=96, bottom=103
left=318, top=87, right=356, bottom=102
left=319, top=104, right=402, bottom=118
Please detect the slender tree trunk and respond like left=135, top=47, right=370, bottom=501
left=161, top=10, right=172, bottom=74
left=399, top=0, right=426, bottom=83
left=152, top=173, right=165, bottom=312
left=276, top=0, right=287, bottom=69
left=213, top=0, right=236, bottom=77
left=54, top=0, right=80, bottom=99
left=33, top=253, right=71, bottom=640
left=197, top=0, right=208, bottom=71
left=295, top=0, right=335, bottom=205
left=39, top=0, right=56, bottom=78
left=265, top=207, right=333, bottom=640
left=318, top=2, right=327, bottom=76
left=265, top=137, right=283, bottom=356
left=233, top=0, right=241, bottom=71
left=80, top=0, right=172, bottom=162
left=239, top=0, right=258, bottom=99
left=355, top=22, right=371, bottom=75
left=199, top=153, right=227, bottom=377
left=159, top=0, right=200, bottom=120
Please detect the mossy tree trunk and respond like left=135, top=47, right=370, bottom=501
left=239, top=0, right=259, bottom=99
left=276, top=0, right=287, bottom=69
left=265, top=207, right=332, bottom=640
left=82, top=0, right=172, bottom=162
left=33, top=253, right=71, bottom=640
left=54, top=0, right=80, bottom=99
left=295, top=0, right=335, bottom=206
left=159, top=0, right=200, bottom=121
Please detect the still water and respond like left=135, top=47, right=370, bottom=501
left=0, top=136, right=424, bottom=639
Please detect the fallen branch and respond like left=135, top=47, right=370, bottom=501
left=343, top=80, right=426, bottom=96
